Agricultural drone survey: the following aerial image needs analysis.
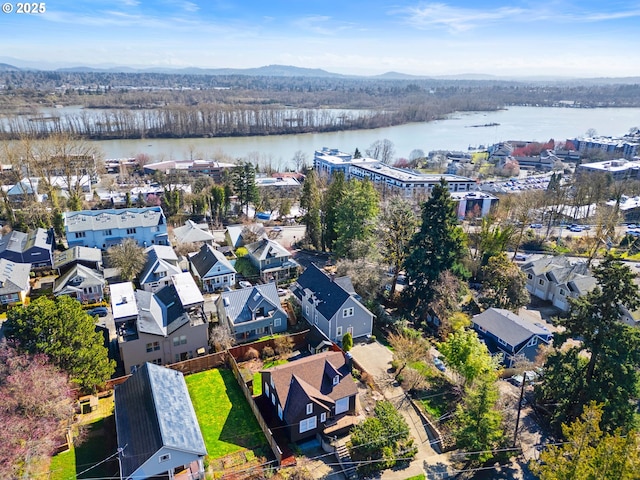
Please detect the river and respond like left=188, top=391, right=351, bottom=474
left=94, top=106, right=640, bottom=167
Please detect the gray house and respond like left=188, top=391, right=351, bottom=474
left=53, top=264, right=105, bottom=303
left=115, top=362, right=207, bottom=480
left=472, top=308, right=553, bottom=367
left=116, top=274, right=208, bottom=373
left=216, top=282, right=288, bottom=342
left=244, top=238, right=300, bottom=284
left=292, top=264, right=373, bottom=343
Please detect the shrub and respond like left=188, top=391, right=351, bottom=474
left=274, top=336, right=294, bottom=357
left=261, top=346, right=275, bottom=359
left=243, top=347, right=259, bottom=361
left=342, top=332, right=353, bottom=352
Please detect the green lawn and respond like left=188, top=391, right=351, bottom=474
left=252, top=358, right=287, bottom=396
left=186, top=368, right=268, bottom=459
left=49, top=417, right=119, bottom=480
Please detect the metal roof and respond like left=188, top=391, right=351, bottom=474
left=64, top=207, right=165, bottom=233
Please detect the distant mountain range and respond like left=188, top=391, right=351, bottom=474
left=1, top=59, right=639, bottom=84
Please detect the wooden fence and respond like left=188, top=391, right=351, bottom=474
left=227, top=352, right=284, bottom=466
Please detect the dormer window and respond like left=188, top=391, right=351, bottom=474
left=306, top=403, right=313, bottom=414
left=333, top=375, right=339, bottom=386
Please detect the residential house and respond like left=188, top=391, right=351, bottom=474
left=189, top=243, right=236, bottom=292
left=139, top=245, right=182, bottom=293
left=116, top=274, right=208, bottom=374
left=53, top=264, right=105, bottom=303
left=0, top=227, right=55, bottom=267
left=260, top=351, right=358, bottom=442
left=115, top=362, right=207, bottom=480
left=0, top=259, right=31, bottom=305
left=306, top=325, right=334, bottom=355
left=224, top=223, right=265, bottom=248
left=292, top=264, right=373, bottom=343
left=521, top=256, right=596, bottom=311
left=472, top=308, right=553, bottom=367
left=53, top=246, right=103, bottom=274
left=216, top=282, right=287, bottom=342
left=172, top=219, right=217, bottom=247
left=64, top=206, right=169, bottom=250
left=244, top=238, right=300, bottom=283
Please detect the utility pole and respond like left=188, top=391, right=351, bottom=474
left=513, top=372, right=527, bottom=447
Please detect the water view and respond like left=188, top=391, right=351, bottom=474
left=92, top=106, right=640, bottom=167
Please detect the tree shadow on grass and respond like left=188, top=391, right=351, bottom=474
left=218, top=368, right=268, bottom=451
left=75, top=415, right=119, bottom=479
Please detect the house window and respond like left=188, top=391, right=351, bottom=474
left=299, top=416, right=317, bottom=433
left=342, top=307, right=354, bottom=318
left=271, top=394, right=276, bottom=405
left=104, top=229, right=112, bottom=236
left=320, top=412, right=327, bottom=423
left=265, top=383, right=270, bottom=397
left=278, top=405, right=283, bottom=420
left=559, top=288, right=565, bottom=296
left=333, top=375, right=339, bottom=386
left=75, top=232, right=86, bottom=239
left=126, top=228, right=137, bottom=235
left=159, top=453, right=171, bottom=463
left=153, top=341, right=160, bottom=351
left=527, top=273, right=533, bottom=280
left=538, top=279, right=545, bottom=286
left=305, top=305, right=310, bottom=316
left=152, top=358, right=162, bottom=365
left=497, top=338, right=508, bottom=347
left=314, top=312, right=318, bottom=324
left=146, top=342, right=154, bottom=353
left=274, top=318, right=281, bottom=327
left=270, top=377, right=275, bottom=389
left=336, top=326, right=342, bottom=337
left=306, top=403, right=313, bottom=415
left=180, top=335, right=187, bottom=345
left=158, top=271, right=166, bottom=278
left=527, top=337, right=538, bottom=347
left=335, top=397, right=349, bottom=415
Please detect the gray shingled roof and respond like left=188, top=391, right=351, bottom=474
left=173, top=220, right=216, bottom=244
left=0, top=259, right=31, bottom=295
left=115, top=363, right=206, bottom=479
left=53, top=246, right=102, bottom=270
left=219, top=282, right=284, bottom=325
left=473, top=308, right=551, bottom=348
left=245, top=238, right=290, bottom=261
left=139, top=245, right=181, bottom=286
left=64, top=207, right=165, bottom=233
left=53, top=264, right=104, bottom=294
left=295, top=264, right=353, bottom=319
left=189, top=244, right=236, bottom=278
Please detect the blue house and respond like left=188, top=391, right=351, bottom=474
left=64, top=207, right=169, bottom=250
left=0, top=228, right=55, bottom=267
left=472, top=308, right=552, bottom=367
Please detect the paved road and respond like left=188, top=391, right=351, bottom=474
left=350, top=342, right=451, bottom=479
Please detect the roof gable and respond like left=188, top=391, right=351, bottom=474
left=295, top=264, right=356, bottom=319
left=219, top=283, right=284, bottom=324
left=473, top=308, right=551, bottom=348
left=189, top=244, right=236, bottom=278
left=115, top=363, right=206, bottom=479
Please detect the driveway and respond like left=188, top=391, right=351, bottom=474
left=350, top=342, right=449, bottom=478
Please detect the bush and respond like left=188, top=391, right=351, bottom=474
left=274, top=336, right=294, bottom=357
left=243, top=347, right=259, bottom=361
left=261, top=346, right=275, bottom=359
left=342, top=332, right=353, bottom=352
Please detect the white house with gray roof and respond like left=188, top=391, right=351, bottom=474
left=472, top=308, right=552, bottom=367
left=216, top=282, right=288, bottom=342
left=0, top=259, right=31, bottom=305
left=64, top=206, right=169, bottom=250
left=172, top=219, right=217, bottom=247
left=189, top=243, right=236, bottom=292
left=115, top=362, right=207, bottom=480
left=521, top=256, right=596, bottom=311
left=117, top=274, right=207, bottom=374
left=53, top=264, right=105, bottom=303
left=139, top=245, right=182, bottom=293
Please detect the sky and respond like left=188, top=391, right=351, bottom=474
left=1, top=0, right=639, bottom=77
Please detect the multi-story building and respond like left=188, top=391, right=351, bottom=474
left=64, top=207, right=169, bottom=250
left=577, top=159, right=640, bottom=181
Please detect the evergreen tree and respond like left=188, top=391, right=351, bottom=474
left=233, top=161, right=259, bottom=216
left=299, top=169, right=322, bottom=249
left=536, top=256, right=640, bottom=432
left=333, top=179, right=380, bottom=259
left=4, top=296, right=115, bottom=393
left=353, top=148, right=362, bottom=159
left=322, top=171, right=346, bottom=251
left=480, top=253, right=530, bottom=311
left=403, top=179, right=467, bottom=319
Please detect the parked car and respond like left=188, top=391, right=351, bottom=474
left=514, top=253, right=528, bottom=261
left=529, top=223, right=543, bottom=229
left=86, top=306, right=108, bottom=317
left=277, top=288, right=287, bottom=296
left=433, top=357, right=446, bottom=372
left=509, top=370, right=538, bottom=387
left=238, top=280, right=252, bottom=288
